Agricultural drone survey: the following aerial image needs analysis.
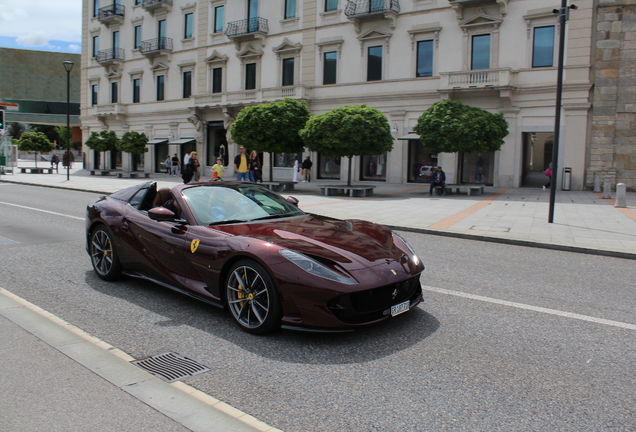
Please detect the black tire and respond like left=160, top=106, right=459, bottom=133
left=225, top=259, right=282, bottom=335
left=89, top=224, right=122, bottom=281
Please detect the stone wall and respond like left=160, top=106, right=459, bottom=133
left=588, top=1, right=636, bottom=190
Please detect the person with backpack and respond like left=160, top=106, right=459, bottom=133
left=301, top=156, right=313, bottom=182
left=543, top=164, right=553, bottom=191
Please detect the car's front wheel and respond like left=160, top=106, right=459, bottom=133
left=225, top=259, right=282, bottom=335
left=89, top=225, right=122, bottom=281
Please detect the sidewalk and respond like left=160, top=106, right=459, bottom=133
left=2, top=162, right=636, bottom=259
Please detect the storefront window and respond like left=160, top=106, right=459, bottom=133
left=360, top=153, right=387, bottom=181
left=407, top=140, right=437, bottom=183
left=318, top=153, right=341, bottom=179
left=460, top=152, right=493, bottom=185
left=155, top=143, right=169, bottom=173
left=274, top=152, right=302, bottom=168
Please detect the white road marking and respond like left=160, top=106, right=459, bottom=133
left=0, top=201, right=84, bottom=221
left=422, top=285, right=636, bottom=331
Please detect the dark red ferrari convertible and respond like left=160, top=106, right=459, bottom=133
left=86, top=181, right=424, bottom=334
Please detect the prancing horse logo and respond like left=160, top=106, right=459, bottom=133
left=392, top=288, right=398, bottom=299
left=190, top=239, right=200, bottom=253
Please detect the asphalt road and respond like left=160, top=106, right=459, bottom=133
left=1, top=183, right=635, bottom=431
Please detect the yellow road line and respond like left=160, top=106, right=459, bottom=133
left=428, top=188, right=508, bottom=230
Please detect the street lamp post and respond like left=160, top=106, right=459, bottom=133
left=63, top=61, right=74, bottom=181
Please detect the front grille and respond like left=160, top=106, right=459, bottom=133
left=327, top=276, right=422, bottom=324
left=132, top=352, right=210, bottom=382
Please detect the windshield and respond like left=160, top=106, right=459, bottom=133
left=182, top=183, right=305, bottom=226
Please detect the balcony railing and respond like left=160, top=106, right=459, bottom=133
left=97, top=3, right=125, bottom=24
left=140, top=37, right=173, bottom=54
left=96, top=48, right=125, bottom=63
left=142, top=0, right=172, bottom=9
left=193, top=85, right=309, bottom=106
left=225, top=17, right=269, bottom=38
left=344, top=0, right=400, bottom=17
left=439, top=68, right=515, bottom=89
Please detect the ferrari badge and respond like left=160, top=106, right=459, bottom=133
left=190, top=239, right=200, bottom=253
left=391, top=270, right=397, bottom=275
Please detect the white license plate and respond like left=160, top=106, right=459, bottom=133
left=391, top=300, right=410, bottom=317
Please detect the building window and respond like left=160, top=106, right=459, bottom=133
left=285, top=0, right=296, bottom=19
left=183, top=71, right=192, bottom=98
left=282, top=58, right=294, bottom=86
left=325, top=0, right=337, bottom=12
left=214, top=6, right=224, bottom=33
left=184, top=13, right=193, bottom=39
left=248, top=0, right=258, bottom=32
left=157, top=75, right=165, bottom=101
left=133, top=26, right=141, bottom=49
left=532, top=26, right=555, bottom=68
left=93, top=0, right=100, bottom=17
left=132, top=78, right=141, bottom=103
left=135, top=0, right=141, bottom=4
left=212, top=67, right=222, bottom=93
left=92, top=36, right=99, bottom=57
left=91, top=84, right=98, bottom=106
left=471, top=34, right=490, bottom=70
left=323, top=51, right=337, bottom=85
left=367, top=45, right=382, bottom=81
left=416, top=40, right=434, bottom=77
left=111, top=82, right=118, bottom=103
left=158, top=19, right=166, bottom=39
left=245, top=63, right=256, bottom=90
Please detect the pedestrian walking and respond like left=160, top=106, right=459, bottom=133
left=163, top=156, right=171, bottom=175
left=430, top=166, right=446, bottom=196
left=171, top=153, right=180, bottom=176
left=51, top=154, right=59, bottom=173
left=211, top=157, right=224, bottom=181
left=234, top=145, right=250, bottom=181
left=182, top=152, right=199, bottom=184
left=543, top=164, right=553, bottom=191
left=249, top=151, right=262, bottom=183
left=292, top=156, right=299, bottom=183
left=301, top=156, right=312, bottom=182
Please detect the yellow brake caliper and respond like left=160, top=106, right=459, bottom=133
left=237, top=273, right=246, bottom=307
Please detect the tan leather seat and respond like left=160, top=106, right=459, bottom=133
left=152, top=188, right=174, bottom=208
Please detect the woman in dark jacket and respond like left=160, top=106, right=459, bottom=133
left=249, top=151, right=262, bottom=183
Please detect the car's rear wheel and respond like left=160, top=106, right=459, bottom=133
left=225, top=259, right=282, bottom=335
left=90, top=225, right=122, bottom=281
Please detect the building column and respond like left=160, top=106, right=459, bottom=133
left=497, top=107, right=520, bottom=187
left=562, top=103, right=591, bottom=190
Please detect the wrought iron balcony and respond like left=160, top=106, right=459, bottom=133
left=344, top=0, right=399, bottom=32
left=225, top=17, right=269, bottom=38
left=142, top=0, right=172, bottom=14
left=96, top=48, right=125, bottom=65
left=97, top=4, right=125, bottom=25
left=344, top=0, right=400, bottom=17
left=140, top=37, right=173, bottom=54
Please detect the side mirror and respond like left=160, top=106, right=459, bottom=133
left=148, top=206, right=178, bottom=221
left=287, top=196, right=299, bottom=206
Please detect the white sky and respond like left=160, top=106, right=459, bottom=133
left=0, top=0, right=82, bottom=52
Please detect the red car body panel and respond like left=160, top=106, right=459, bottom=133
left=86, top=181, right=424, bottom=331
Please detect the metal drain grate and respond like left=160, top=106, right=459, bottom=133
left=132, top=352, right=210, bottom=382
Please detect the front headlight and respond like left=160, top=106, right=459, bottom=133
left=278, top=250, right=358, bottom=285
left=392, top=231, right=420, bottom=266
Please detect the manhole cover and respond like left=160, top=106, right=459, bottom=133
left=132, top=352, right=210, bottom=382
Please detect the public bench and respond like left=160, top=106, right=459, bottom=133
left=320, top=185, right=376, bottom=197
left=19, top=167, right=53, bottom=174
left=432, top=184, right=485, bottom=196
left=260, top=181, right=296, bottom=192
left=89, top=170, right=114, bottom=176
left=117, top=172, right=151, bottom=179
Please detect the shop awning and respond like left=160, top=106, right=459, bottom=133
left=169, top=138, right=196, bottom=145
left=397, top=134, right=421, bottom=140
left=147, top=139, right=168, bottom=145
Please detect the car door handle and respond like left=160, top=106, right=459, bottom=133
left=121, top=219, right=129, bottom=232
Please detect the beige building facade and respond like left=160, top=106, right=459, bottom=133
left=81, top=0, right=597, bottom=189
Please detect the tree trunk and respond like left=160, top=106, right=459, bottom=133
left=269, top=153, right=273, bottom=181
left=347, top=156, right=352, bottom=186
left=35, top=152, right=38, bottom=168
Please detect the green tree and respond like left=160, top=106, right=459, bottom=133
left=413, top=100, right=509, bottom=155
left=7, top=122, right=26, bottom=140
left=54, top=126, right=71, bottom=149
left=231, top=98, right=311, bottom=181
left=118, top=131, right=149, bottom=155
left=299, top=105, right=394, bottom=186
left=84, top=130, right=119, bottom=170
left=15, top=131, right=54, bottom=168
left=30, top=124, right=60, bottom=146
